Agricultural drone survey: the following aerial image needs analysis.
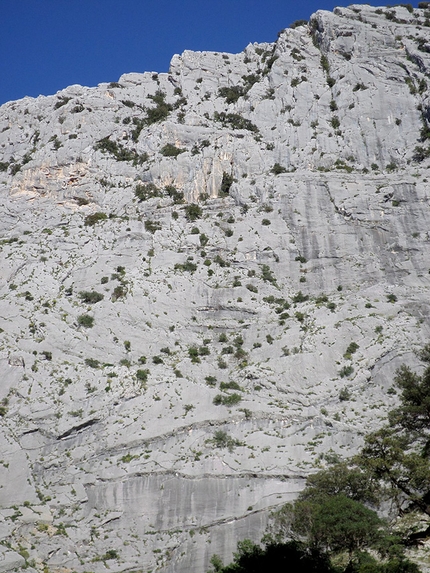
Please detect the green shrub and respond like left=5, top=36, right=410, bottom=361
left=339, top=365, right=354, bottom=378
left=144, top=220, right=161, bottom=234
left=290, top=49, right=304, bottom=64
left=210, top=430, right=241, bottom=450
left=165, top=185, right=184, bottom=204
left=77, top=314, right=94, bottom=328
left=160, top=143, right=185, bottom=157
left=214, top=254, right=229, bottom=267
left=242, top=74, right=260, bottom=91
left=271, top=163, right=287, bottom=175
left=331, top=116, right=340, bottom=129
left=136, top=369, right=149, bottom=382
left=213, top=393, right=242, bottom=406
left=261, top=265, right=276, bottom=283
left=103, top=549, right=119, bottom=561
left=79, top=291, right=104, bottom=304
left=174, top=260, right=197, bottom=272
left=130, top=117, right=145, bottom=141
left=233, top=336, right=243, bottom=347
left=94, top=137, right=148, bottom=165
left=218, top=86, right=245, bottom=103
left=135, top=182, right=161, bottom=202
left=321, top=55, right=330, bottom=73
left=188, top=346, right=201, bottom=363
left=84, top=212, right=108, bottom=226
left=413, top=145, right=430, bottom=162
left=54, top=96, right=72, bottom=109
left=339, top=387, right=351, bottom=401
left=112, top=285, right=126, bottom=301
left=220, top=381, right=241, bottom=391
left=289, top=19, right=308, bottom=29
left=292, top=291, right=309, bottom=303
left=220, top=172, right=234, bottom=196
left=85, top=358, right=100, bottom=368
left=144, top=90, right=173, bottom=124
left=235, top=347, right=247, bottom=360
left=185, top=203, right=202, bottom=221
left=353, top=82, right=367, bottom=92
left=344, top=342, right=359, bottom=359
left=213, top=111, right=258, bottom=132
left=10, top=163, right=22, bottom=175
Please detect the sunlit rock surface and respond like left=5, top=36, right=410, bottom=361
left=1, top=4, right=430, bottom=572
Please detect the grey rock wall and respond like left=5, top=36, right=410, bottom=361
left=1, top=4, right=430, bottom=572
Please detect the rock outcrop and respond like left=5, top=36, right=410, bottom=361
left=1, top=4, right=430, bottom=572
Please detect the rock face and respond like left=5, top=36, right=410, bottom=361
left=1, top=4, right=430, bottom=572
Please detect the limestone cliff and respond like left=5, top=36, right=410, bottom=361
left=1, top=4, right=430, bottom=572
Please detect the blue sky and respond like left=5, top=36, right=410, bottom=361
left=0, top=1, right=418, bottom=105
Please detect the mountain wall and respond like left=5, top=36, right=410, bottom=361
left=1, top=4, right=430, bottom=572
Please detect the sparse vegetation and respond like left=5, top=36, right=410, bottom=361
left=144, top=90, right=173, bottom=125
left=184, top=203, right=203, bottom=221
left=135, top=182, right=161, bottom=202
left=84, top=212, right=108, bottom=226
left=213, top=111, right=258, bottom=132
left=79, top=291, right=104, bottom=304
left=220, top=172, right=234, bottom=196
left=218, top=85, right=245, bottom=104
left=94, top=137, right=148, bottom=165
left=271, top=163, right=287, bottom=175
left=77, top=314, right=94, bottom=328
left=160, top=143, right=186, bottom=157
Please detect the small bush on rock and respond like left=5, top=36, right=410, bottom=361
left=77, top=314, right=94, bottom=328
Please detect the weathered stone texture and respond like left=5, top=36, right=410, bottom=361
left=0, top=4, right=430, bottom=572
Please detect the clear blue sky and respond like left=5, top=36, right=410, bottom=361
left=1, top=1, right=418, bottom=105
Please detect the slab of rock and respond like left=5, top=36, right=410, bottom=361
left=1, top=4, right=430, bottom=572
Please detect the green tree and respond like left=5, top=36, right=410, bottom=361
left=300, top=461, right=380, bottom=506
left=267, top=495, right=383, bottom=557
left=359, top=427, right=430, bottom=516
left=307, top=495, right=383, bottom=555
left=358, top=345, right=430, bottom=517
left=207, top=539, right=335, bottom=573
